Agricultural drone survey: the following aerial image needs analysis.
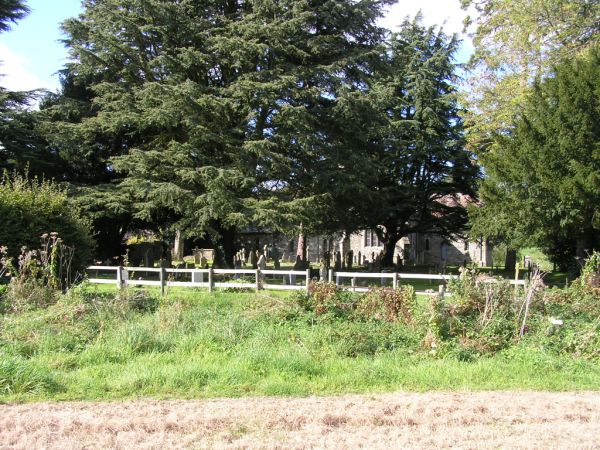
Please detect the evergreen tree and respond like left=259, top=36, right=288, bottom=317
left=53, top=0, right=392, bottom=264
left=0, top=0, right=63, bottom=177
left=351, top=17, right=479, bottom=266
left=471, top=47, right=600, bottom=268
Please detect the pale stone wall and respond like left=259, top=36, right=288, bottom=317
left=237, top=229, right=492, bottom=268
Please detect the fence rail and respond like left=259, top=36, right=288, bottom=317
left=86, top=265, right=528, bottom=296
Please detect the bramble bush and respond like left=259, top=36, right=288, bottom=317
left=298, top=282, right=416, bottom=324
left=425, top=270, right=545, bottom=356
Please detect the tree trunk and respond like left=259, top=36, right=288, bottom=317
left=213, top=223, right=236, bottom=268
left=381, top=235, right=400, bottom=268
left=172, top=229, right=184, bottom=261
left=296, top=223, right=307, bottom=262
left=505, top=248, right=517, bottom=272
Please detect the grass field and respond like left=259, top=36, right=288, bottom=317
left=1, top=284, right=599, bottom=402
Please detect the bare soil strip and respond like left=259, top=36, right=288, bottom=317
left=1, top=391, right=599, bottom=449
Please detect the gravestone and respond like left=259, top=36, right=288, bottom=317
left=250, top=250, right=258, bottom=269
left=200, top=256, right=208, bottom=268
left=257, top=254, right=266, bottom=270
left=234, top=255, right=242, bottom=279
left=271, top=247, right=281, bottom=270
left=345, top=250, right=353, bottom=270
left=334, top=251, right=342, bottom=271
left=319, top=261, right=327, bottom=282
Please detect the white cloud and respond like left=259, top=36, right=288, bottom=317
left=0, top=43, right=55, bottom=92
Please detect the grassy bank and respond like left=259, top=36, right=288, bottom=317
left=1, top=283, right=599, bottom=402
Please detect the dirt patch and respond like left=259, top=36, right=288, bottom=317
left=1, top=392, right=599, bottom=449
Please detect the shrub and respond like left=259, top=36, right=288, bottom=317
left=355, top=286, right=415, bottom=324
left=0, top=172, right=94, bottom=276
left=298, top=282, right=355, bottom=318
left=428, top=271, right=544, bottom=354
left=540, top=252, right=600, bottom=359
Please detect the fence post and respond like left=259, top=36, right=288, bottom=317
left=256, top=268, right=261, bottom=291
left=514, top=262, right=520, bottom=297
left=393, top=272, right=398, bottom=289
left=117, top=266, right=123, bottom=289
left=328, top=269, right=333, bottom=283
left=208, top=268, right=214, bottom=293
left=438, top=284, right=445, bottom=299
left=305, top=268, right=311, bottom=291
left=159, top=260, right=166, bottom=296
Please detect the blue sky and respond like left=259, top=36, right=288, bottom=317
left=0, top=0, right=473, bottom=93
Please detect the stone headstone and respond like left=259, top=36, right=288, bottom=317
left=200, top=256, right=208, bottom=268
left=345, top=250, right=353, bottom=270
left=319, top=261, right=327, bottom=282
left=257, top=254, right=266, bottom=271
left=250, top=250, right=258, bottom=269
left=334, top=251, right=342, bottom=271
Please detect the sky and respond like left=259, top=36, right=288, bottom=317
left=0, top=0, right=474, bottom=94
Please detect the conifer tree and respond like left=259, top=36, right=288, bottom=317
left=471, top=47, right=600, bottom=268
left=53, top=0, right=392, bottom=264
left=351, top=17, right=479, bottom=266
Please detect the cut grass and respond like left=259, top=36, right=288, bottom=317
left=0, top=285, right=599, bottom=402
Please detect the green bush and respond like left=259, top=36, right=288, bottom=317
left=0, top=172, right=94, bottom=276
left=539, top=251, right=600, bottom=359
left=428, top=271, right=540, bottom=355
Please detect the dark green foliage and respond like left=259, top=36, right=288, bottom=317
left=47, top=0, right=393, bottom=261
left=0, top=173, right=94, bottom=275
left=342, top=16, right=479, bottom=265
left=0, top=0, right=28, bottom=32
left=471, top=47, right=600, bottom=268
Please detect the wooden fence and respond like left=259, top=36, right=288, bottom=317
left=87, top=265, right=528, bottom=297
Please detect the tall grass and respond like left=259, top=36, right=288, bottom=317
left=0, top=283, right=598, bottom=402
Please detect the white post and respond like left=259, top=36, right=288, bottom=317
left=305, top=268, right=311, bottom=291
left=393, top=272, right=398, bottom=289
left=328, top=269, right=333, bottom=283
left=116, top=266, right=123, bottom=289
left=438, top=284, right=445, bottom=299
left=208, top=268, right=214, bottom=293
